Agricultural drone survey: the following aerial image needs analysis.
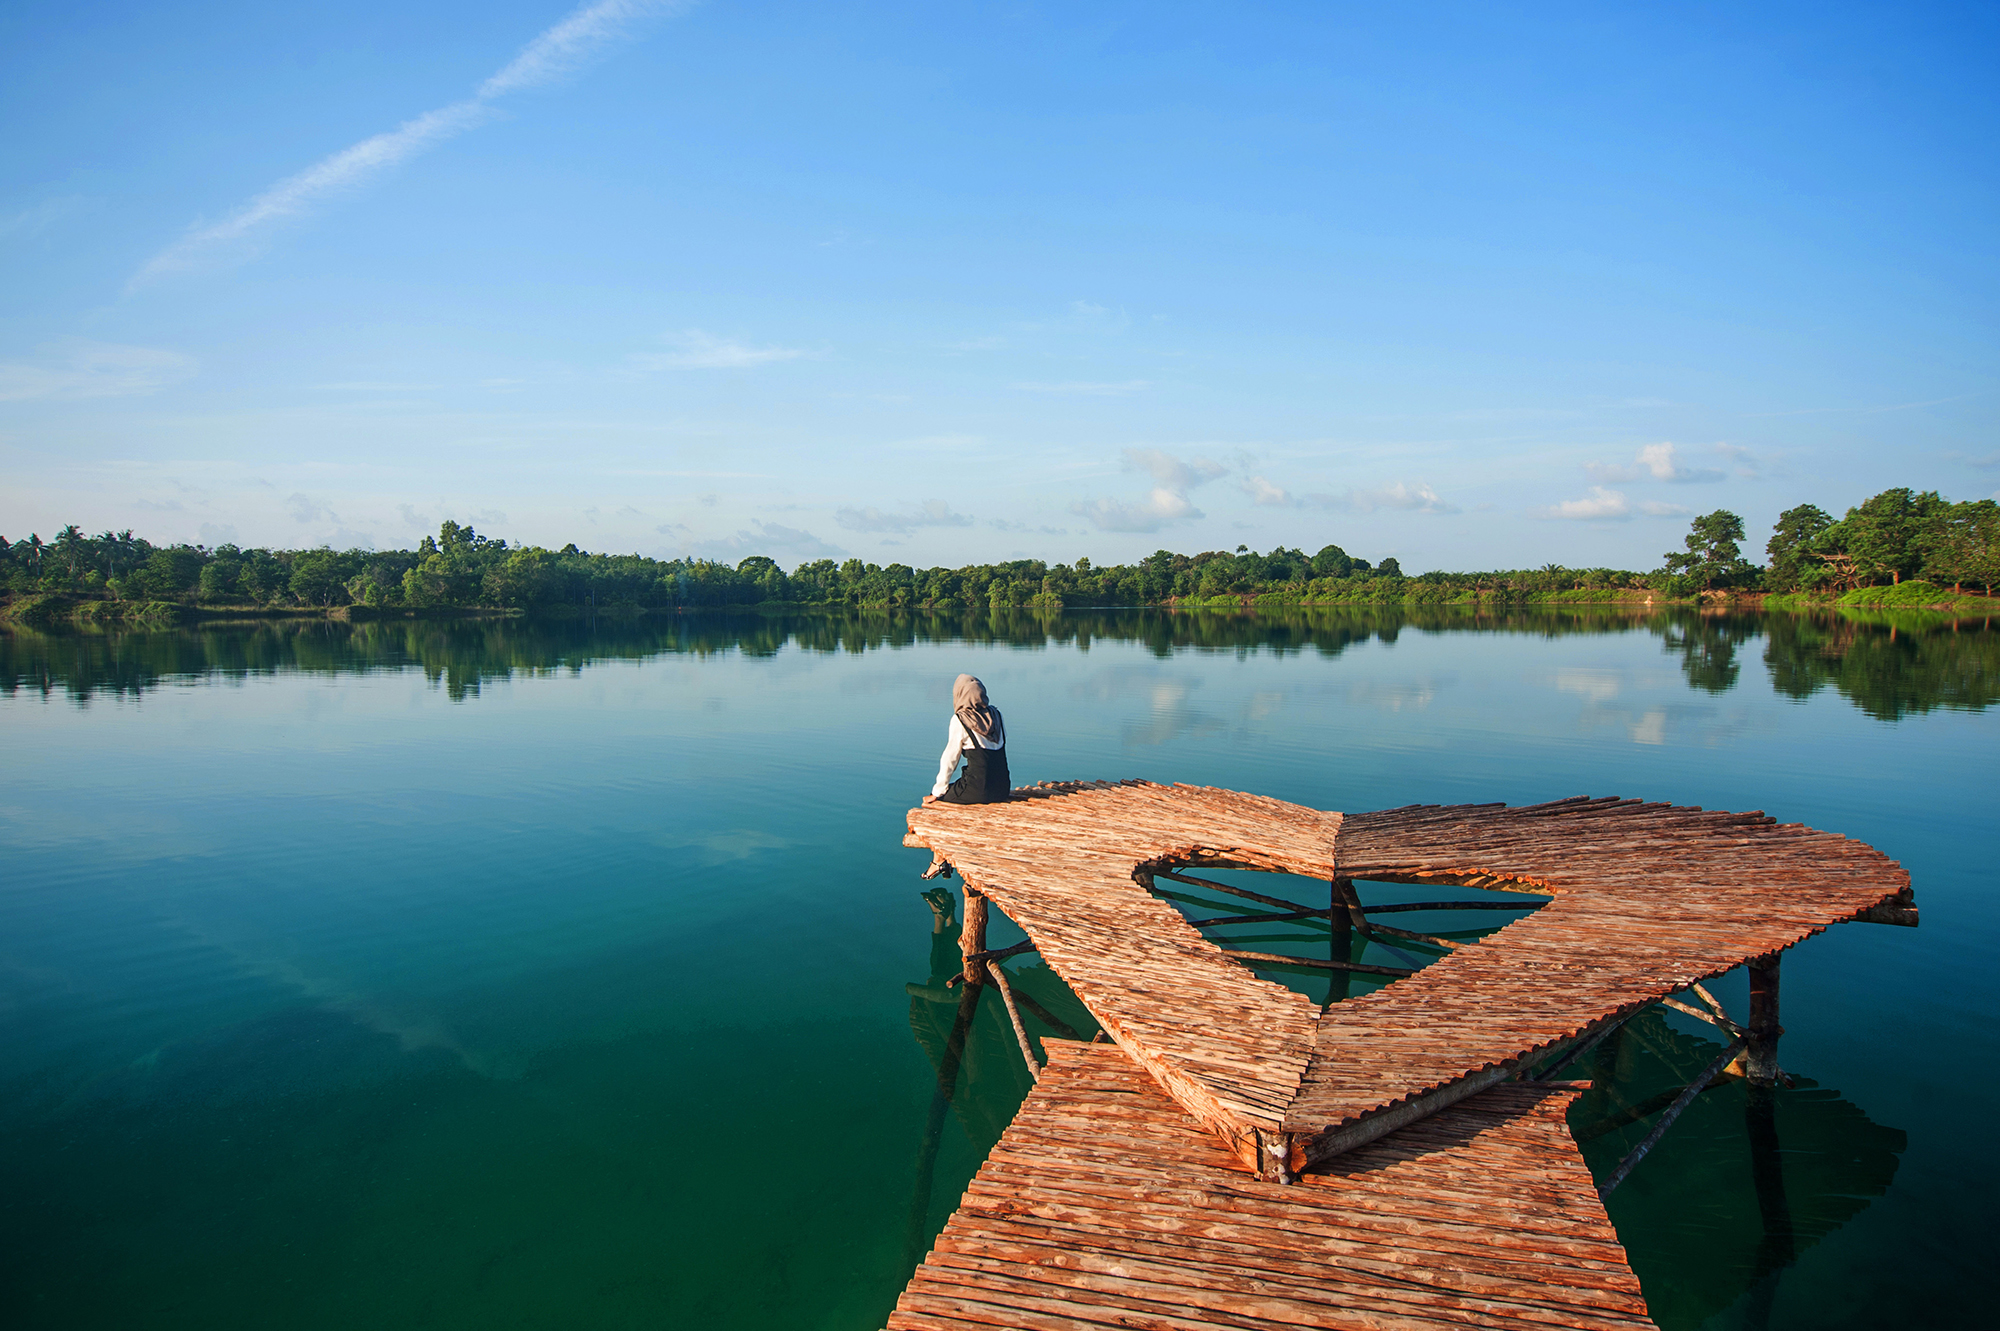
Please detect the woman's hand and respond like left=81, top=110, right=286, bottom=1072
left=921, top=794, right=940, bottom=806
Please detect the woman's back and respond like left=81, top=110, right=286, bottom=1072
left=929, top=674, right=1011, bottom=804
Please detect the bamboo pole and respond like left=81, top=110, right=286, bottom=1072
left=964, top=938, right=1036, bottom=964
left=1598, top=1036, right=1746, bottom=1197
left=987, top=962, right=1041, bottom=1081
left=1155, top=869, right=1312, bottom=914
left=1220, top=948, right=1414, bottom=977
left=1360, top=900, right=1543, bottom=914
left=1661, top=995, right=1747, bottom=1038
left=1006, top=987, right=1085, bottom=1042
left=1529, top=1008, right=1636, bottom=1081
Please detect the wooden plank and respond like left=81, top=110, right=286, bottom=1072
left=887, top=1043, right=1654, bottom=1331
left=904, top=782, right=1907, bottom=1162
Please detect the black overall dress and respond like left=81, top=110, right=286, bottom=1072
left=939, top=723, right=1010, bottom=804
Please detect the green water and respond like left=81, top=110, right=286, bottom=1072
left=1, top=607, right=1992, bottom=1329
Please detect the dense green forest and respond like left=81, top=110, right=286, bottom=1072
left=3, top=486, right=1995, bottom=618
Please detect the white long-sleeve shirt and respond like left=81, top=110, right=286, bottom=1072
left=932, top=715, right=1005, bottom=796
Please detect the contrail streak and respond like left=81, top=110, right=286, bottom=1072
left=134, top=0, right=682, bottom=285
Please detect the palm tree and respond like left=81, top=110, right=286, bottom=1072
left=54, top=525, right=85, bottom=582
left=26, top=533, right=44, bottom=579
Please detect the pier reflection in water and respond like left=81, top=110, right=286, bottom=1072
left=900, top=873, right=1907, bottom=1331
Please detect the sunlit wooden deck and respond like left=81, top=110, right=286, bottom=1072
left=895, top=779, right=1912, bottom=1326
left=904, top=781, right=1910, bottom=1168
left=889, top=1042, right=1655, bottom=1331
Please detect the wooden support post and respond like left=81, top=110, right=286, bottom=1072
left=1331, top=877, right=1428, bottom=971
left=1328, top=878, right=1353, bottom=1005
left=960, top=886, right=989, bottom=986
left=1746, top=951, right=1782, bottom=1087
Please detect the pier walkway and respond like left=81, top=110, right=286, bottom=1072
left=895, top=781, right=1912, bottom=1326
left=904, top=781, right=1910, bottom=1170
left=889, top=1042, right=1655, bottom=1331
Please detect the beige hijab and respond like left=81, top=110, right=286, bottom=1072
left=953, top=673, right=1004, bottom=744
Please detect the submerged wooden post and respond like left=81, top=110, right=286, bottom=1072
left=961, top=886, right=989, bottom=986
left=1745, top=951, right=1782, bottom=1086
left=1328, top=877, right=1359, bottom=1005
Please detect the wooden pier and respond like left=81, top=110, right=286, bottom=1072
left=891, top=1042, right=1653, bottom=1331
left=893, top=781, right=1912, bottom=1327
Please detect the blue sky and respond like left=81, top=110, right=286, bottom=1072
left=3, top=0, right=1995, bottom=571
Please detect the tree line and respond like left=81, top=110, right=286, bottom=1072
left=4, top=486, right=1995, bottom=615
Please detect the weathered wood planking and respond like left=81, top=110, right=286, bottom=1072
left=1289, top=797, right=1910, bottom=1159
left=905, top=782, right=1910, bottom=1167
left=907, top=780, right=1333, bottom=1160
left=887, top=1041, right=1657, bottom=1331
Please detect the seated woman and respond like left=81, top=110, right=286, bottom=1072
left=924, top=673, right=1012, bottom=805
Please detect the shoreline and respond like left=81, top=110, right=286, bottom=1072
left=4, top=587, right=1996, bottom=630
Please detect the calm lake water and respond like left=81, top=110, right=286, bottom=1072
left=1, top=606, right=1993, bottom=1329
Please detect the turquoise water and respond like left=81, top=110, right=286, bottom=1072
left=1, top=608, right=1992, bottom=1328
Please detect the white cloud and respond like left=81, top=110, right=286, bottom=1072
left=1242, top=475, right=1292, bottom=507
left=1239, top=470, right=1456, bottom=514
left=0, top=341, right=198, bottom=401
left=1014, top=380, right=1150, bottom=395
left=1585, top=441, right=1724, bottom=484
left=134, top=0, right=682, bottom=282
left=1309, top=481, right=1459, bottom=515
left=1550, top=487, right=1632, bottom=520
left=835, top=500, right=974, bottom=535
left=1639, top=441, right=1723, bottom=483
left=1124, top=448, right=1226, bottom=490
left=684, top=521, right=844, bottom=563
left=637, top=330, right=809, bottom=369
left=1541, top=487, right=1693, bottom=521
left=198, top=523, right=240, bottom=546
left=1072, top=448, right=1226, bottom=532
left=1071, top=489, right=1201, bottom=533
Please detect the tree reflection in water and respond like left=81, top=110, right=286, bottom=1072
left=5, top=605, right=1995, bottom=720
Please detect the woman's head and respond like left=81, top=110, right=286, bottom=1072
left=954, top=674, right=1003, bottom=742
left=953, top=674, right=988, bottom=712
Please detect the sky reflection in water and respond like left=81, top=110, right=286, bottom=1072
left=0, top=606, right=1992, bottom=1330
